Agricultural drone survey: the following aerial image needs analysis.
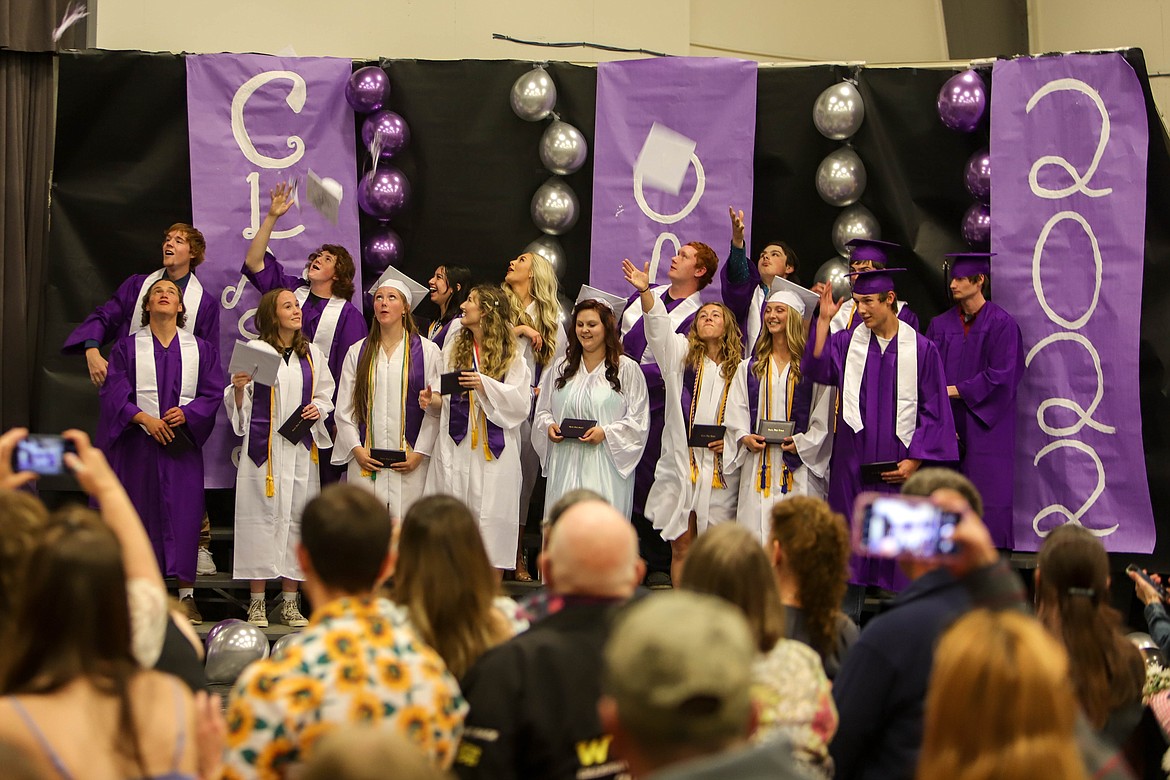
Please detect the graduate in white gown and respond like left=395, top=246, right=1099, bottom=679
left=725, top=279, right=833, bottom=545
left=502, top=250, right=566, bottom=580
left=622, top=259, right=744, bottom=585
left=226, top=288, right=335, bottom=628
left=422, top=285, right=532, bottom=575
left=533, top=288, right=649, bottom=521
left=333, top=267, right=441, bottom=520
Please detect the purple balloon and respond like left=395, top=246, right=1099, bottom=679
left=361, top=111, right=411, bottom=160
left=363, top=227, right=403, bottom=274
left=357, top=166, right=411, bottom=220
left=961, top=202, right=992, bottom=249
left=964, top=148, right=992, bottom=203
left=938, top=69, right=987, bottom=133
left=345, top=66, right=389, bottom=114
left=205, top=618, right=243, bottom=649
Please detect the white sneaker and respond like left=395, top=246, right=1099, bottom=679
left=196, top=546, right=217, bottom=576
left=247, top=599, right=268, bottom=628
left=280, top=597, right=309, bottom=628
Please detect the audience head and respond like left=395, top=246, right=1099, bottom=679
left=600, top=591, right=757, bottom=774
left=302, top=725, right=444, bottom=780
left=769, top=497, right=850, bottom=659
left=542, top=500, right=642, bottom=598
left=298, top=485, right=393, bottom=596
left=917, top=609, right=1088, bottom=780
left=679, top=523, right=784, bottom=654
left=541, top=489, right=607, bottom=553
left=901, top=467, right=984, bottom=517
left=392, top=494, right=503, bottom=679
left=1036, top=523, right=1145, bottom=728
left=0, top=491, right=48, bottom=637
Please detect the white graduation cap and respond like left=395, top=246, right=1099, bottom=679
left=575, top=284, right=628, bottom=321
left=367, top=266, right=429, bottom=311
left=766, top=276, right=820, bottom=319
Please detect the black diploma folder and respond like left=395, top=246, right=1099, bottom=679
left=369, top=448, right=407, bottom=465
left=860, top=461, right=899, bottom=484
left=559, top=418, right=596, bottom=439
left=756, top=419, right=795, bottom=445
left=278, top=409, right=315, bottom=445
left=688, top=424, right=726, bottom=448
left=440, top=371, right=467, bottom=395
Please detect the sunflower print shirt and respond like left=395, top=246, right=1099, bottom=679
left=224, top=596, right=467, bottom=779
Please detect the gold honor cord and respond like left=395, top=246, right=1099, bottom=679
left=266, top=351, right=317, bottom=498
left=756, top=359, right=797, bottom=499
left=468, top=342, right=493, bottom=462
left=360, top=341, right=411, bottom=480
left=688, top=360, right=732, bottom=489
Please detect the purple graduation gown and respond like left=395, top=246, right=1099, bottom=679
left=621, top=290, right=699, bottom=515
left=97, top=333, right=223, bottom=582
left=62, top=272, right=221, bottom=352
left=720, top=243, right=765, bottom=347
left=802, top=327, right=958, bottom=590
left=926, top=302, right=1023, bottom=548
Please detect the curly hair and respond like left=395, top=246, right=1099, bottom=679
left=164, top=223, right=206, bottom=269
left=451, top=285, right=516, bottom=381
left=750, top=301, right=805, bottom=383
left=138, top=278, right=187, bottom=329
left=770, top=497, right=850, bottom=659
left=352, top=288, right=419, bottom=431
left=684, top=302, right=742, bottom=381
left=256, top=288, right=310, bottom=359
left=305, top=244, right=355, bottom=301
left=556, top=300, right=623, bottom=392
left=502, top=252, right=561, bottom=368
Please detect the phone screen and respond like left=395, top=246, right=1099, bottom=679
left=12, top=436, right=73, bottom=477
left=855, top=493, right=960, bottom=559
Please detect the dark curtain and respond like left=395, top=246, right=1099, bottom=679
left=0, top=50, right=54, bottom=429
left=0, top=0, right=84, bottom=53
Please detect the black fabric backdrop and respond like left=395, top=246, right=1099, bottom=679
left=37, top=50, right=1170, bottom=569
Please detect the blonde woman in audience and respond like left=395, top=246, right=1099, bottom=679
left=680, top=522, right=837, bottom=779
left=917, top=609, right=1089, bottom=780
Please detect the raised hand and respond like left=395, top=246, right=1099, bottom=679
left=729, top=206, right=746, bottom=249
left=269, top=181, right=295, bottom=219
left=621, top=259, right=651, bottom=293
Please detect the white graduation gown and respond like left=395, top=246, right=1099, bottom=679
left=424, top=336, right=532, bottom=569
left=331, top=336, right=442, bottom=520
left=532, top=355, right=650, bottom=520
left=724, top=358, right=832, bottom=545
left=226, top=341, right=335, bottom=581
left=517, top=301, right=568, bottom=528
left=643, top=299, right=741, bottom=541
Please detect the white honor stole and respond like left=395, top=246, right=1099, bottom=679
left=134, top=328, right=199, bottom=433
left=295, top=287, right=345, bottom=361
left=128, top=269, right=205, bottom=336
left=841, top=320, right=917, bottom=448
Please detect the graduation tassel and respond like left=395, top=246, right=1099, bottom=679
left=311, top=443, right=318, bottom=464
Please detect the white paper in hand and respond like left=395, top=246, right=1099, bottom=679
left=634, top=123, right=697, bottom=196
left=306, top=169, right=343, bottom=225
left=228, top=341, right=282, bottom=386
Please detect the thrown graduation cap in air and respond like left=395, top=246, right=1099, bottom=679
left=366, top=265, right=429, bottom=310
left=847, top=267, right=907, bottom=295
left=575, top=284, right=628, bottom=321
left=946, top=252, right=995, bottom=279
left=846, top=238, right=902, bottom=267
left=766, top=276, right=820, bottom=318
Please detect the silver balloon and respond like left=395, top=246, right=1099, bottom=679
left=539, top=120, right=588, bottom=176
left=813, top=82, right=865, bottom=141
left=813, top=257, right=853, bottom=302
left=204, top=622, right=270, bottom=684
left=524, top=235, right=567, bottom=279
left=531, top=177, right=579, bottom=236
left=271, top=632, right=302, bottom=660
left=815, top=147, right=867, bottom=207
left=510, top=66, right=557, bottom=122
left=831, top=204, right=881, bottom=257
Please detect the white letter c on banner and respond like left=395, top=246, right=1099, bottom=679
left=231, top=70, right=307, bottom=169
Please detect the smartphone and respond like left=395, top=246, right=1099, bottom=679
left=852, top=491, right=961, bottom=560
left=11, top=435, right=77, bottom=477
left=1126, top=564, right=1166, bottom=599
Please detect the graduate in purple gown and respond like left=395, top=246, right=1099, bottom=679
left=720, top=205, right=800, bottom=349
left=802, top=269, right=958, bottom=590
left=827, top=239, right=920, bottom=334
left=926, top=253, right=1023, bottom=548
left=422, top=264, right=471, bottom=348
left=63, top=223, right=220, bottom=388
left=242, top=181, right=366, bottom=484
left=97, top=277, right=222, bottom=605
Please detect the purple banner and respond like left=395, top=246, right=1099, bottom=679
left=589, top=58, right=756, bottom=297
left=991, top=53, right=1153, bottom=551
left=186, top=54, right=362, bottom=487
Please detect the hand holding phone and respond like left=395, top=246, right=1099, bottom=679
left=10, top=434, right=77, bottom=478
left=1127, top=564, right=1167, bottom=605
left=852, top=492, right=961, bottom=561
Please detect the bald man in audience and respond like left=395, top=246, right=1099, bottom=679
left=454, top=500, right=645, bottom=780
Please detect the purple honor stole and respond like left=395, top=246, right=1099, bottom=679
left=681, top=360, right=732, bottom=489
left=357, top=334, right=429, bottom=476
left=447, top=347, right=506, bottom=460
left=428, top=318, right=454, bottom=349
left=621, top=289, right=693, bottom=361
left=248, top=350, right=314, bottom=497
left=746, top=357, right=801, bottom=497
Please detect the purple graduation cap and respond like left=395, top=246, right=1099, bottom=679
left=847, top=267, right=907, bottom=295
left=846, top=238, right=902, bottom=267
left=946, top=252, right=995, bottom=279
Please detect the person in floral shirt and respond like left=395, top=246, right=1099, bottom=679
left=224, top=485, right=467, bottom=779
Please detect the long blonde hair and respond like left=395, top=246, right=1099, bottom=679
left=751, top=302, right=806, bottom=382
left=502, top=252, right=561, bottom=367
left=352, top=299, right=418, bottom=430
left=451, top=285, right=516, bottom=381
left=684, top=302, right=743, bottom=381
left=916, top=610, right=1089, bottom=780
